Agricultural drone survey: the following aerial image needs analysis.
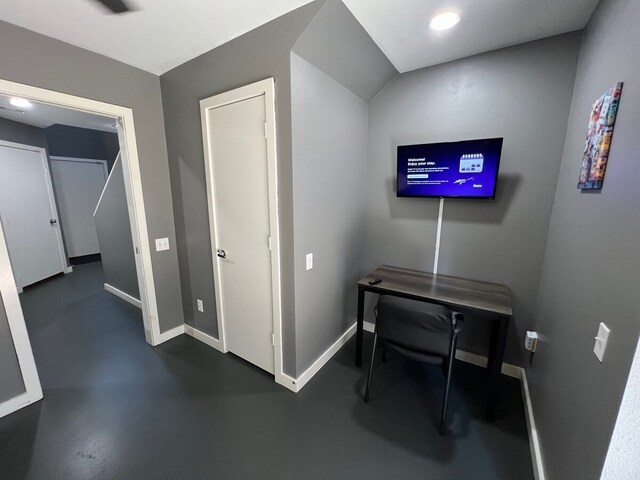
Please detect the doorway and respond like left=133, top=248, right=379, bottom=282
left=0, top=78, right=160, bottom=345
left=200, top=78, right=286, bottom=384
left=0, top=78, right=163, bottom=418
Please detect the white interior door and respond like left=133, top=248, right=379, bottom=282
left=208, top=94, right=275, bottom=374
left=0, top=142, right=67, bottom=289
left=50, top=157, right=108, bottom=258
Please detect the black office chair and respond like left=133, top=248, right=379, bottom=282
left=364, top=295, right=464, bottom=436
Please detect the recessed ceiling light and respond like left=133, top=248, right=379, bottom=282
left=9, top=97, right=32, bottom=108
left=429, top=12, right=460, bottom=31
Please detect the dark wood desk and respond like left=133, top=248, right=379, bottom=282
left=356, top=265, right=513, bottom=420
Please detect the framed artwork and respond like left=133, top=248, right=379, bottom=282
left=577, top=82, right=623, bottom=190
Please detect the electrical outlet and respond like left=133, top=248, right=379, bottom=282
left=306, top=253, right=313, bottom=271
left=594, top=322, right=610, bottom=362
left=525, top=331, right=538, bottom=352
left=197, top=299, right=204, bottom=313
left=155, top=237, right=170, bottom=252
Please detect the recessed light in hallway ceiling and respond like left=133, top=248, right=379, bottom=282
left=428, top=12, right=460, bottom=31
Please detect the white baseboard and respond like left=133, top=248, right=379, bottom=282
left=361, top=324, right=543, bottom=479
left=183, top=324, right=298, bottom=392
left=104, top=283, right=141, bottom=309
left=293, top=322, right=358, bottom=393
left=157, top=324, right=185, bottom=344
left=366, top=322, right=522, bottom=379
left=0, top=392, right=38, bottom=419
left=184, top=318, right=544, bottom=479
left=63, top=265, right=73, bottom=274
left=182, top=317, right=545, bottom=479
left=455, top=350, right=544, bottom=480
left=520, top=368, right=545, bottom=480
left=184, top=324, right=225, bottom=352
left=454, top=349, right=522, bottom=379
left=184, top=320, right=358, bottom=394
left=275, top=372, right=298, bottom=393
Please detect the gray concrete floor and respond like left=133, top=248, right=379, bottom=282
left=0, top=262, right=533, bottom=479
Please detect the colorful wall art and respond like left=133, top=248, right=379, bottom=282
left=578, top=82, right=623, bottom=190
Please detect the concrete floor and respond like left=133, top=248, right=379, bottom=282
left=0, top=262, right=533, bottom=479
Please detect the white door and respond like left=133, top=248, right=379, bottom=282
left=50, top=157, right=108, bottom=258
left=207, top=94, right=275, bottom=374
left=0, top=143, right=67, bottom=289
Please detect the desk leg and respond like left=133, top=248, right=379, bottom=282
left=355, top=286, right=364, bottom=367
left=486, top=315, right=509, bottom=420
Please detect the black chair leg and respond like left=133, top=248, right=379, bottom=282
left=440, top=335, right=459, bottom=436
left=364, top=331, right=378, bottom=403
left=381, top=347, right=387, bottom=364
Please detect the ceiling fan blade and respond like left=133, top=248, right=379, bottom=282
left=91, top=0, right=132, bottom=14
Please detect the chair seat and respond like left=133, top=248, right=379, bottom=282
left=376, top=296, right=452, bottom=359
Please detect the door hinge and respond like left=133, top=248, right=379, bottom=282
left=135, top=246, right=139, bottom=254
left=272, top=333, right=275, bottom=346
left=264, top=122, right=268, bottom=139
left=268, top=236, right=272, bottom=251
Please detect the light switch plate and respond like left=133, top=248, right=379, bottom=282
left=594, top=322, right=610, bottom=362
left=155, top=238, right=170, bottom=252
left=306, top=253, right=313, bottom=271
left=197, top=299, right=204, bottom=313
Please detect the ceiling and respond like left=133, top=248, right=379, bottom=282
left=0, top=0, right=599, bottom=76
left=0, top=95, right=116, bottom=133
left=342, top=0, right=600, bottom=73
left=0, top=0, right=314, bottom=75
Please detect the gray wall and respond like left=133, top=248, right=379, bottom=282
left=161, top=0, right=395, bottom=376
left=290, top=52, right=369, bottom=375
left=160, top=1, right=324, bottom=374
left=0, top=294, right=26, bottom=404
left=0, top=20, right=183, bottom=332
left=292, top=0, right=397, bottom=102
left=363, top=33, right=582, bottom=365
left=0, top=117, right=49, bottom=151
left=45, top=124, right=120, bottom=171
left=95, top=156, right=140, bottom=300
left=528, top=0, right=640, bottom=477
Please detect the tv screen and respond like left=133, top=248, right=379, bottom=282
left=397, top=138, right=503, bottom=199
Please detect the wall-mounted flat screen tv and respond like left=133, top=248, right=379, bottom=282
left=397, top=138, right=504, bottom=199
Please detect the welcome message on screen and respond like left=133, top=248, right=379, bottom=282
left=397, top=139, right=503, bottom=198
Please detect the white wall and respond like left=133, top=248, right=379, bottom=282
left=601, top=337, right=640, bottom=479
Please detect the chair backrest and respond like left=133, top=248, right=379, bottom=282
left=376, top=295, right=452, bottom=358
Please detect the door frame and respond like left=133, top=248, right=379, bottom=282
left=50, top=156, right=109, bottom=180
left=200, top=78, right=286, bottom=388
left=0, top=78, right=163, bottom=346
left=0, top=217, right=43, bottom=418
left=0, top=140, right=71, bottom=292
